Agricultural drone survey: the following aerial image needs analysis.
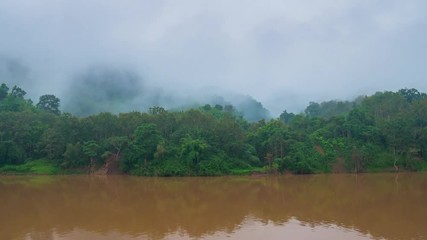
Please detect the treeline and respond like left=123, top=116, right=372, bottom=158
left=1, top=82, right=427, bottom=175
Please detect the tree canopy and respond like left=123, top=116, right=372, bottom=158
left=1, top=82, right=427, bottom=175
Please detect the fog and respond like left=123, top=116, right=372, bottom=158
left=1, top=0, right=427, bottom=117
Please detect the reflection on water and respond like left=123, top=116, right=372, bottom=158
left=0, top=173, right=426, bottom=240
left=45, top=218, right=378, bottom=240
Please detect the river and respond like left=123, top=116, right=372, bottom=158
left=0, top=173, right=426, bottom=240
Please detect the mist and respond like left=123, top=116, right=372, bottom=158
left=60, top=65, right=270, bottom=121
left=1, top=0, right=427, bottom=117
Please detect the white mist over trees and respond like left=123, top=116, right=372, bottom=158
left=1, top=1, right=426, bottom=116
left=61, top=66, right=270, bottom=121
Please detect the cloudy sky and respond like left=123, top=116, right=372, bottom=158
left=1, top=0, right=426, bottom=115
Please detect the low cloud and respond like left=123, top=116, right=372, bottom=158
left=1, top=0, right=426, bottom=116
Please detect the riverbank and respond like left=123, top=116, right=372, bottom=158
left=1, top=158, right=426, bottom=176
left=0, top=159, right=85, bottom=175
left=0, top=159, right=269, bottom=176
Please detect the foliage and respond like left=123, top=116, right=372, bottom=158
left=0, top=83, right=8, bottom=100
left=0, top=159, right=59, bottom=175
left=62, top=142, right=86, bottom=168
left=37, top=94, right=61, bottom=115
left=2, top=82, right=427, bottom=176
left=121, top=123, right=162, bottom=174
left=305, top=100, right=355, bottom=119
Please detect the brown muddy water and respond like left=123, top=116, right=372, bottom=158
left=0, top=173, right=426, bottom=240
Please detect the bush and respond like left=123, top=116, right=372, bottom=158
left=403, top=157, right=423, bottom=171
left=0, top=159, right=59, bottom=175
left=155, top=159, right=191, bottom=176
left=198, top=156, right=231, bottom=176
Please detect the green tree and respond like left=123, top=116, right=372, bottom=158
left=180, top=135, right=208, bottom=166
left=279, top=110, right=296, bottom=123
left=248, top=120, right=287, bottom=163
left=305, top=100, right=354, bottom=119
left=37, top=94, right=61, bottom=115
left=305, top=102, right=321, bottom=117
left=38, top=128, right=66, bottom=160
left=0, top=140, right=25, bottom=165
left=398, top=88, right=426, bottom=103
left=82, top=140, right=100, bottom=169
left=0, top=83, right=9, bottom=100
left=124, top=123, right=162, bottom=173
left=105, top=136, right=128, bottom=159
left=11, top=86, right=26, bottom=99
left=149, top=106, right=167, bottom=115
left=117, top=112, right=148, bottom=137
left=62, top=142, right=85, bottom=168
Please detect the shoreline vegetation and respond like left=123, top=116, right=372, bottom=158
left=1, top=83, right=427, bottom=176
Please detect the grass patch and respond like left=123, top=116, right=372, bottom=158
left=230, top=167, right=267, bottom=175
left=0, top=159, right=60, bottom=175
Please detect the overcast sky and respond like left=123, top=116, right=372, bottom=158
left=1, top=0, right=426, bottom=115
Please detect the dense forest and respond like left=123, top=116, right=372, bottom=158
left=1, top=82, right=427, bottom=175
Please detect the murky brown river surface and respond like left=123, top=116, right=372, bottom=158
left=0, top=173, right=426, bottom=240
